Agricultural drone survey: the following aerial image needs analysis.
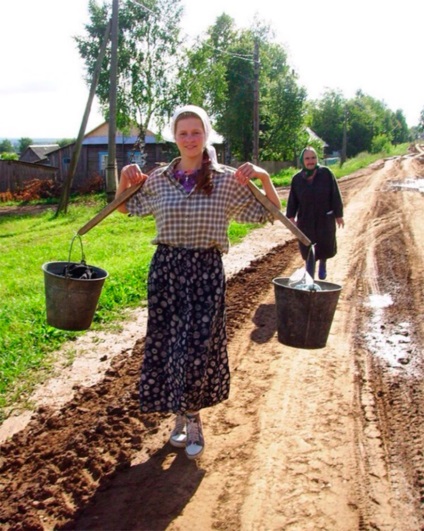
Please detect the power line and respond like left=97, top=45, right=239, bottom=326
left=128, top=0, right=157, bottom=16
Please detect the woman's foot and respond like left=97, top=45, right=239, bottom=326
left=169, top=413, right=187, bottom=448
left=318, top=260, right=327, bottom=280
left=185, top=413, right=205, bottom=460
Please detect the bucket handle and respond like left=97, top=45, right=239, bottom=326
left=65, top=234, right=86, bottom=278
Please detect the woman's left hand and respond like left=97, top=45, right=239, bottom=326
left=235, top=162, right=268, bottom=185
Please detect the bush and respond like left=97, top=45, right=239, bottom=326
left=370, top=134, right=392, bottom=154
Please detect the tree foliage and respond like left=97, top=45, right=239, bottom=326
left=418, top=106, right=424, bottom=132
left=18, top=138, right=33, bottom=154
left=176, top=15, right=307, bottom=162
left=75, top=3, right=415, bottom=166
left=309, top=90, right=411, bottom=158
left=307, top=90, right=346, bottom=155
left=0, top=139, right=15, bottom=154
left=76, top=0, right=184, bottom=144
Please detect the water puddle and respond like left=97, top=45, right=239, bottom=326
left=363, top=292, right=416, bottom=372
left=388, top=177, right=424, bottom=193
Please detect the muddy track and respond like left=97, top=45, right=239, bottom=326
left=352, top=157, right=424, bottom=527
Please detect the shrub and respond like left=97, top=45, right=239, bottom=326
left=370, top=134, right=392, bottom=154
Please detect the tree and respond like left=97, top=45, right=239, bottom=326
left=418, top=107, right=424, bottom=132
left=58, top=138, right=76, bottom=148
left=309, top=90, right=412, bottom=159
left=308, top=90, right=346, bottom=155
left=346, top=91, right=393, bottom=157
left=259, top=40, right=307, bottom=163
left=390, top=110, right=410, bottom=144
left=18, top=138, right=33, bottom=154
left=177, top=15, right=308, bottom=162
left=76, top=0, right=184, bottom=162
left=175, top=13, right=240, bottom=161
left=0, top=139, right=14, bottom=154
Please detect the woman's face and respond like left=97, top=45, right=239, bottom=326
left=302, top=150, right=318, bottom=170
left=174, top=116, right=206, bottom=161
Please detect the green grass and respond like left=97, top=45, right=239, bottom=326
left=0, top=144, right=410, bottom=416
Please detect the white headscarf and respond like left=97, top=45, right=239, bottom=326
left=170, top=104, right=212, bottom=142
left=170, top=105, right=219, bottom=165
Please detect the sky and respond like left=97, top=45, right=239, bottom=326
left=1, top=0, right=422, bottom=140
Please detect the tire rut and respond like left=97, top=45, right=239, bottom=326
left=352, top=157, right=424, bottom=528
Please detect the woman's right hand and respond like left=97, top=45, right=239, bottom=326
left=120, top=163, right=147, bottom=188
left=115, top=164, right=148, bottom=212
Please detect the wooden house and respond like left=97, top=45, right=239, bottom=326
left=19, top=144, right=59, bottom=164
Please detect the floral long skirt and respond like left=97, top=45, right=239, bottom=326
left=139, top=245, right=230, bottom=414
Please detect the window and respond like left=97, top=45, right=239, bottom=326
left=127, top=151, right=147, bottom=168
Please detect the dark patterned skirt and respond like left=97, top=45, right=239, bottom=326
left=139, top=244, right=230, bottom=414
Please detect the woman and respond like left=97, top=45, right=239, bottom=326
left=286, top=147, right=344, bottom=280
left=116, top=105, right=280, bottom=460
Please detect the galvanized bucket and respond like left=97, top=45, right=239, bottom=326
left=42, top=235, right=108, bottom=331
left=273, top=277, right=342, bottom=349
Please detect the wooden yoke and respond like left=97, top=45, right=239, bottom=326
left=77, top=182, right=143, bottom=236
left=246, top=181, right=311, bottom=247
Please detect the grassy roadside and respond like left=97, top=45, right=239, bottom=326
left=0, top=145, right=410, bottom=416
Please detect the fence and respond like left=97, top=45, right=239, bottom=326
left=0, top=160, right=58, bottom=193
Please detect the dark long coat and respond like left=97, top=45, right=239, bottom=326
left=286, top=166, right=344, bottom=261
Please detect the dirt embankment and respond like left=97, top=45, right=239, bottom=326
left=0, top=148, right=424, bottom=530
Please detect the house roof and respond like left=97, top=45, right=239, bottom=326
left=82, top=122, right=161, bottom=146
left=305, top=127, right=328, bottom=147
left=28, top=145, right=59, bottom=158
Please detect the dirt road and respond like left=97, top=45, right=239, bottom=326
left=1, top=149, right=423, bottom=530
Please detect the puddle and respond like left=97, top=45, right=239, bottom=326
left=363, top=293, right=416, bottom=372
left=388, top=177, right=424, bottom=193
left=366, top=293, right=393, bottom=309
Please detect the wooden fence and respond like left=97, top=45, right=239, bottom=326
left=0, top=160, right=58, bottom=193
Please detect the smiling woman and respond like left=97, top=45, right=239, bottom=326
left=114, top=104, right=280, bottom=461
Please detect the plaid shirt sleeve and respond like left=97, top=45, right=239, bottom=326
left=126, top=164, right=273, bottom=254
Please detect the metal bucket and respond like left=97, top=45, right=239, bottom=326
left=42, top=261, right=108, bottom=331
left=273, top=277, right=342, bottom=349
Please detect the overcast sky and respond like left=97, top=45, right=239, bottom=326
left=1, top=0, right=422, bottom=139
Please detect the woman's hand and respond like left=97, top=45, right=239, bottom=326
left=120, top=164, right=147, bottom=188
left=336, top=217, right=345, bottom=228
left=235, top=162, right=268, bottom=185
left=115, top=164, right=147, bottom=213
left=235, top=162, right=281, bottom=211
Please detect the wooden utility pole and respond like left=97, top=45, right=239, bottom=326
left=55, top=20, right=112, bottom=216
left=253, top=39, right=260, bottom=165
left=105, top=0, right=119, bottom=202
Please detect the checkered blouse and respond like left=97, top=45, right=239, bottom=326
left=126, top=158, right=274, bottom=254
